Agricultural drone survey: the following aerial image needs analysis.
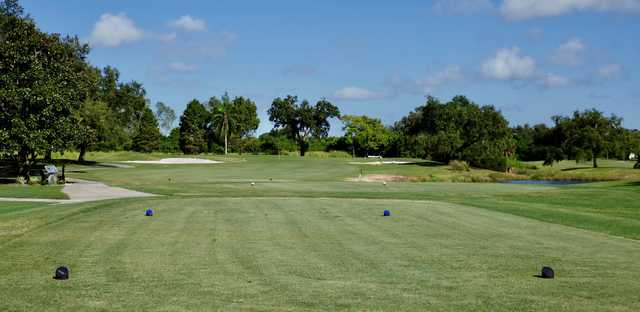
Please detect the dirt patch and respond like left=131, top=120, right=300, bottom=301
left=347, top=174, right=424, bottom=182
left=122, top=158, right=222, bottom=165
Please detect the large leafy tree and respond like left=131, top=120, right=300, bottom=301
left=132, top=107, right=161, bottom=153
left=0, top=6, right=91, bottom=178
left=179, top=100, right=209, bottom=154
left=268, top=95, right=340, bottom=156
left=561, top=109, right=622, bottom=168
left=342, top=115, right=390, bottom=157
left=395, top=96, right=512, bottom=171
left=75, top=99, right=109, bottom=162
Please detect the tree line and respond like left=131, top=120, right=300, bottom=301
left=1, top=0, right=639, bottom=182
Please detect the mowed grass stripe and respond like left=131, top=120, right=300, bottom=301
left=1, top=197, right=639, bottom=311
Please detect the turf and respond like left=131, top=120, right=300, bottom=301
left=66, top=156, right=640, bottom=239
left=1, top=198, right=640, bottom=311
left=0, top=184, right=67, bottom=199
left=1, top=154, right=639, bottom=311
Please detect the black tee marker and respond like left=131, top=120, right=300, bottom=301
left=53, top=266, right=69, bottom=280
left=541, top=266, right=555, bottom=279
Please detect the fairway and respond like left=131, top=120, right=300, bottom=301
left=1, top=156, right=640, bottom=311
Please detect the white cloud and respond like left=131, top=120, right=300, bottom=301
left=154, top=32, right=177, bottom=44
left=500, top=0, right=640, bottom=20
left=333, top=86, right=386, bottom=101
left=550, top=38, right=586, bottom=67
left=168, top=62, right=198, bottom=73
left=169, top=15, right=207, bottom=32
left=482, top=47, right=536, bottom=80
left=433, top=0, right=494, bottom=14
left=539, top=73, right=572, bottom=87
left=597, top=63, right=623, bottom=79
left=418, top=66, right=464, bottom=91
left=89, top=13, right=144, bottom=47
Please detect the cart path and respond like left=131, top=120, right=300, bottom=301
left=0, top=178, right=156, bottom=204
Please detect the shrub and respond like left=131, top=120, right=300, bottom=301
left=301, top=151, right=351, bottom=158
left=449, top=160, right=470, bottom=171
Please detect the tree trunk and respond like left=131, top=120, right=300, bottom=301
left=224, top=131, right=228, bottom=155
left=17, top=149, right=31, bottom=182
left=44, top=150, right=52, bottom=162
left=78, top=144, right=87, bottom=163
left=592, top=151, right=598, bottom=168
left=299, top=140, right=308, bottom=157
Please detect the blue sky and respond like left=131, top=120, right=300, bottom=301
left=22, top=0, right=640, bottom=133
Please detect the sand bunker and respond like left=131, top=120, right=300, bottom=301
left=122, top=158, right=222, bottom=165
left=349, top=161, right=414, bottom=165
left=347, top=174, right=411, bottom=182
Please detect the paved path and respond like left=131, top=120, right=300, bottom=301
left=0, top=178, right=156, bottom=204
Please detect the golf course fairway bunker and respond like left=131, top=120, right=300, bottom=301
left=122, top=158, right=223, bottom=165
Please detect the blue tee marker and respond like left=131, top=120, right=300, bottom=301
left=383, top=210, right=391, bottom=217
left=145, top=209, right=154, bottom=217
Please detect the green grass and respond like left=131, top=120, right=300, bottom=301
left=0, top=184, right=67, bottom=199
left=2, top=198, right=639, bottom=311
left=1, top=153, right=640, bottom=311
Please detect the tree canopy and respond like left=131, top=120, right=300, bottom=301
left=179, top=100, right=209, bottom=154
left=342, top=115, right=390, bottom=157
left=268, top=95, right=340, bottom=156
left=0, top=10, right=91, bottom=176
left=394, top=96, right=512, bottom=171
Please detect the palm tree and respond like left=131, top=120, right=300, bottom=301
left=211, top=102, right=235, bottom=155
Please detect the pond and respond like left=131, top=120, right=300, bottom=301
left=504, top=180, right=589, bottom=186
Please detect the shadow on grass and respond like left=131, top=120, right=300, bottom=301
left=399, top=161, right=443, bottom=167
left=613, top=181, right=640, bottom=188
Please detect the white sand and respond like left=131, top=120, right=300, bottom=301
left=122, top=158, right=223, bottom=165
left=349, top=161, right=414, bottom=165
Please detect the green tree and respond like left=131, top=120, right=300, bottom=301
left=155, top=102, right=176, bottom=134
left=230, top=96, right=259, bottom=138
left=132, top=107, right=161, bottom=153
left=179, top=100, right=209, bottom=154
left=160, top=128, right=181, bottom=153
left=562, top=109, right=622, bottom=168
left=0, top=9, right=91, bottom=178
left=208, top=94, right=259, bottom=155
left=209, top=94, right=236, bottom=155
left=75, top=100, right=109, bottom=162
left=342, top=115, right=390, bottom=157
left=258, top=130, right=297, bottom=155
left=394, top=96, right=512, bottom=171
left=0, top=0, right=23, bottom=17
left=268, top=95, right=340, bottom=156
